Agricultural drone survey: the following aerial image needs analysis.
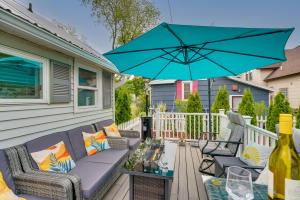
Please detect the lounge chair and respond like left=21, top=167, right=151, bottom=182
left=199, top=112, right=245, bottom=175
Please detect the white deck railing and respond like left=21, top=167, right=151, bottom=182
left=256, top=115, right=296, bottom=129
left=118, top=117, right=141, bottom=131
left=152, top=110, right=228, bottom=140
left=152, top=110, right=279, bottom=153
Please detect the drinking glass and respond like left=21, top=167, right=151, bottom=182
left=226, top=166, right=254, bottom=200
left=159, top=154, right=168, bottom=174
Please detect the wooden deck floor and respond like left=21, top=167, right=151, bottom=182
left=103, top=143, right=209, bottom=200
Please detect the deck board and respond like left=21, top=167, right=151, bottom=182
left=103, top=143, right=209, bottom=200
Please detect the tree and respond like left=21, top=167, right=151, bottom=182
left=186, top=93, right=203, bottom=139
left=254, top=101, right=267, bottom=117
left=266, top=100, right=274, bottom=131
left=82, top=0, right=159, bottom=49
left=175, top=99, right=188, bottom=112
left=115, top=88, right=132, bottom=124
left=211, top=86, right=229, bottom=133
left=266, top=92, right=292, bottom=132
left=238, top=89, right=257, bottom=125
left=296, top=105, right=300, bottom=129
left=211, top=86, right=230, bottom=113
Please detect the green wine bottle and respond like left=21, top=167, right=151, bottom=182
left=268, top=114, right=300, bottom=199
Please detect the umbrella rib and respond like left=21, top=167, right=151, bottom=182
left=189, top=50, right=216, bottom=64
left=200, top=47, right=285, bottom=61
left=162, top=23, right=186, bottom=46
left=188, top=63, right=193, bottom=80
left=161, top=49, right=183, bottom=63
left=160, top=56, right=184, bottom=64
left=187, top=44, right=206, bottom=62
left=120, top=48, right=180, bottom=73
left=189, top=29, right=291, bottom=49
left=190, top=48, right=237, bottom=76
left=152, top=50, right=182, bottom=79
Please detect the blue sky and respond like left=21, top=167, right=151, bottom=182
left=19, top=0, right=300, bottom=53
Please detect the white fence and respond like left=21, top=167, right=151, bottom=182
left=256, top=115, right=297, bottom=129
left=152, top=110, right=228, bottom=140
left=118, top=117, right=141, bottom=131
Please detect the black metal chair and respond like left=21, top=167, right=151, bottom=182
left=199, top=112, right=245, bottom=176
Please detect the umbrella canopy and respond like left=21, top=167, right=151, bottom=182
left=104, top=22, right=293, bottom=80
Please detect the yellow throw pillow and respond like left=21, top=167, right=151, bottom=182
left=0, top=172, right=25, bottom=200
left=240, top=143, right=272, bottom=167
left=31, top=141, right=76, bottom=173
left=104, top=123, right=121, bottom=137
left=82, top=131, right=111, bottom=156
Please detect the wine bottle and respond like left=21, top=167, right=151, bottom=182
left=268, top=114, right=300, bottom=199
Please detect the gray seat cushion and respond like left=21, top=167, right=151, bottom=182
left=67, top=125, right=95, bottom=160
left=25, top=131, right=76, bottom=169
left=0, top=150, right=15, bottom=192
left=19, top=194, right=51, bottom=200
left=69, top=160, right=115, bottom=199
left=202, top=147, right=233, bottom=156
left=128, top=138, right=141, bottom=150
left=81, top=149, right=129, bottom=167
left=214, top=156, right=260, bottom=180
left=94, top=119, right=114, bottom=132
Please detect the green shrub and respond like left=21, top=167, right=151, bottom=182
left=238, top=88, right=257, bottom=125
left=115, top=88, right=132, bottom=124
left=211, top=86, right=230, bottom=133
left=157, top=102, right=167, bottom=112
left=175, top=99, right=188, bottom=112
left=296, top=106, right=300, bottom=129
left=186, top=93, right=203, bottom=139
left=211, top=86, right=230, bottom=113
left=266, top=92, right=292, bottom=132
left=254, top=101, right=267, bottom=117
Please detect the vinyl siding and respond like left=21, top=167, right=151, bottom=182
left=150, top=78, right=270, bottom=113
left=151, top=83, right=176, bottom=112
left=0, top=31, right=113, bottom=148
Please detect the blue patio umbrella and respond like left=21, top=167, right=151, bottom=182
left=104, top=22, right=293, bottom=135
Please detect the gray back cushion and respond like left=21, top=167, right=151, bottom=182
left=227, top=124, right=244, bottom=154
left=293, top=128, right=300, bottom=154
left=25, top=131, right=75, bottom=169
left=94, top=119, right=114, bottom=132
left=0, top=150, right=16, bottom=192
left=67, top=125, right=95, bottom=161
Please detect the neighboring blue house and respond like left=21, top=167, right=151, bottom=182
left=150, top=77, right=273, bottom=112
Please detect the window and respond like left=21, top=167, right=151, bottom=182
left=102, top=71, right=112, bottom=109
left=182, top=81, right=192, bottom=100
left=279, top=88, right=288, bottom=98
left=231, top=95, right=243, bottom=112
left=77, top=67, right=98, bottom=107
left=0, top=45, right=48, bottom=103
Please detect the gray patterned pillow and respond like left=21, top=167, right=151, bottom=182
left=293, top=128, right=300, bottom=154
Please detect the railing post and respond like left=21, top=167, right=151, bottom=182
left=238, top=115, right=252, bottom=157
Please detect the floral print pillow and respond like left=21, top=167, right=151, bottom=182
left=82, top=131, right=110, bottom=156
left=31, top=141, right=76, bottom=173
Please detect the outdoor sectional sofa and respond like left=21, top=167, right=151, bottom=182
left=0, top=119, right=141, bottom=200
left=0, top=148, right=74, bottom=200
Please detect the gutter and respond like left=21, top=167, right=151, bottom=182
left=0, top=8, right=119, bottom=73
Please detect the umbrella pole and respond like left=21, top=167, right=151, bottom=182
left=208, top=79, right=212, bottom=140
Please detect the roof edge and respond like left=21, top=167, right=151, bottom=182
left=0, top=8, right=118, bottom=73
left=228, top=77, right=274, bottom=91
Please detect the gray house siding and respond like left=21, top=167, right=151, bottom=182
left=151, top=83, right=176, bottom=111
left=150, top=78, right=270, bottom=112
left=0, top=30, right=114, bottom=148
left=198, top=78, right=270, bottom=111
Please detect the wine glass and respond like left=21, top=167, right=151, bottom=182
left=145, top=137, right=152, bottom=148
left=159, top=154, right=168, bottom=174
left=226, top=166, right=254, bottom=200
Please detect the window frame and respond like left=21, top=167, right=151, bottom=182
left=230, top=95, right=243, bottom=112
left=74, top=64, right=102, bottom=112
left=0, top=45, right=49, bottom=104
left=182, top=81, right=193, bottom=100
left=279, top=88, right=288, bottom=98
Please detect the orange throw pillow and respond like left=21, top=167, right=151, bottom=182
left=104, top=123, right=121, bottom=137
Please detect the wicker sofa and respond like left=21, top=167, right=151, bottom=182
left=15, top=121, right=140, bottom=200
left=1, top=148, right=74, bottom=200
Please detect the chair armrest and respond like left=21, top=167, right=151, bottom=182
left=223, top=164, right=264, bottom=171
left=14, top=173, right=74, bottom=200
left=119, top=130, right=140, bottom=138
left=208, top=140, right=243, bottom=144
left=107, top=137, right=129, bottom=149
